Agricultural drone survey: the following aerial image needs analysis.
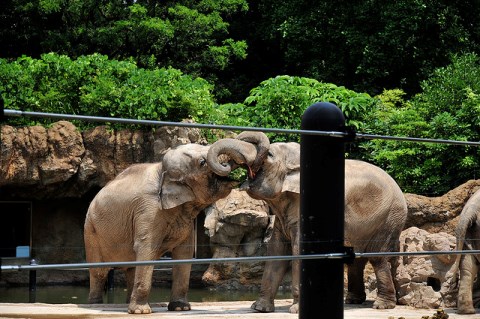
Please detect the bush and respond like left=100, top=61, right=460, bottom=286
left=209, top=75, right=377, bottom=142
left=0, top=53, right=215, bottom=128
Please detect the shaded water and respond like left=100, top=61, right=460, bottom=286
left=0, top=286, right=291, bottom=304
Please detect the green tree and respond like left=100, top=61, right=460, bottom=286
left=251, top=0, right=480, bottom=97
left=0, top=0, right=248, bottom=98
left=363, top=53, right=480, bottom=195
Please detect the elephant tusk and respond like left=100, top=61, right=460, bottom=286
left=247, top=166, right=256, bottom=179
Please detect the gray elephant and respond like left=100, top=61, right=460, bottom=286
left=207, top=132, right=408, bottom=313
left=451, top=188, right=480, bottom=314
left=84, top=141, right=256, bottom=314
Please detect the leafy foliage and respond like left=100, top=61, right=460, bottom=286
left=208, top=75, right=377, bottom=142
left=0, top=53, right=215, bottom=128
left=363, top=54, right=480, bottom=195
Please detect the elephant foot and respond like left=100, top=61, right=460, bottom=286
left=345, top=292, right=366, bottom=304
left=457, top=307, right=476, bottom=314
left=168, top=300, right=191, bottom=311
left=457, top=300, right=475, bottom=314
left=289, top=303, right=299, bottom=314
left=372, top=297, right=396, bottom=309
left=88, top=295, right=103, bottom=304
left=251, top=299, right=275, bottom=313
left=128, top=302, right=152, bottom=314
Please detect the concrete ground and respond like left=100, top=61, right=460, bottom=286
left=0, top=300, right=479, bottom=319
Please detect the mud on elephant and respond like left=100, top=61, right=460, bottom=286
left=207, top=132, right=408, bottom=314
left=450, top=188, right=480, bottom=314
left=84, top=141, right=257, bottom=314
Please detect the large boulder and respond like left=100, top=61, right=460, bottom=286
left=202, top=189, right=273, bottom=289
left=395, top=227, right=457, bottom=308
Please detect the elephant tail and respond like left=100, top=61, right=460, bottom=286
left=447, top=202, right=480, bottom=285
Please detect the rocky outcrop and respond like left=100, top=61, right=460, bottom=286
left=395, top=227, right=456, bottom=308
left=0, top=121, right=83, bottom=189
left=202, top=189, right=273, bottom=289
left=0, top=121, right=204, bottom=198
left=405, top=180, right=480, bottom=234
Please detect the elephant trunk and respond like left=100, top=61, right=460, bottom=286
left=207, top=138, right=258, bottom=176
left=236, top=131, right=270, bottom=173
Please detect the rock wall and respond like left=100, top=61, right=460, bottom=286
left=1, top=120, right=205, bottom=199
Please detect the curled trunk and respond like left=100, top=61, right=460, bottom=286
left=207, top=138, right=257, bottom=176
left=236, top=131, right=270, bottom=173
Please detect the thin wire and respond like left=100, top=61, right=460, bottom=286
left=4, top=109, right=480, bottom=146
left=3, top=250, right=480, bottom=272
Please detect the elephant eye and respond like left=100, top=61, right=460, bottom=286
left=268, top=151, right=274, bottom=157
left=199, top=158, right=207, bottom=166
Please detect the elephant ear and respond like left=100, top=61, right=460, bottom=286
left=282, top=167, right=300, bottom=193
left=282, top=143, right=300, bottom=194
left=158, top=170, right=196, bottom=210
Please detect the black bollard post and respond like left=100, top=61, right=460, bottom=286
left=300, top=102, right=346, bottom=319
left=29, top=259, right=37, bottom=303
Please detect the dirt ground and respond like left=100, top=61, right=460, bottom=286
left=0, top=300, right=479, bottom=319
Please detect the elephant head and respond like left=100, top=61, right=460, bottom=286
left=243, top=142, right=300, bottom=200
left=160, top=142, right=257, bottom=209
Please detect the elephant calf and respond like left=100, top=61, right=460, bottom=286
left=84, top=142, right=256, bottom=314
left=452, top=189, right=480, bottom=314
left=208, top=132, right=408, bottom=314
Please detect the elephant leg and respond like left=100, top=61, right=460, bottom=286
left=168, top=231, right=194, bottom=311
left=345, top=258, right=367, bottom=304
left=88, top=267, right=109, bottom=303
left=252, top=227, right=289, bottom=313
left=85, top=220, right=108, bottom=303
left=288, top=228, right=300, bottom=314
left=128, top=264, right=155, bottom=314
left=457, top=254, right=478, bottom=314
left=128, top=239, right=162, bottom=314
left=125, top=267, right=135, bottom=304
left=369, top=257, right=396, bottom=309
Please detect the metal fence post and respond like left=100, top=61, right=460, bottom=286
left=300, top=102, right=346, bottom=319
left=29, top=259, right=37, bottom=303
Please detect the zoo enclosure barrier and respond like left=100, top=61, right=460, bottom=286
left=2, top=104, right=480, bottom=318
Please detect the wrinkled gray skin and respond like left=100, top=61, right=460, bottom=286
left=208, top=132, right=408, bottom=314
left=451, top=189, right=480, bottom=314
left=85, top=142, right=256, bottom=314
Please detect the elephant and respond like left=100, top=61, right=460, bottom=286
left=451, top=188, right=480, bottom=314
left=207, top=132, right=408, bottom=314
left=84, top=141, right=257, bottom=314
